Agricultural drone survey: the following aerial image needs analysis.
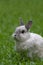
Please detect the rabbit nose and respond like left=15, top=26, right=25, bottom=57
left=14, top=34, right=16, bottom=37
left=12, top=33, right=16, bottom=38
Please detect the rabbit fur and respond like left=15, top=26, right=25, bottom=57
left=12, top=18, right=43, bottom=59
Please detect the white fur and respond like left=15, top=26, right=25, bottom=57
left=12, top=25, right=43, bottom=59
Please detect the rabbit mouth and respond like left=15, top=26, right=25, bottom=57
left=14, top=36, right=17, bottom=40
left=14, top=36, right=20, bottom=41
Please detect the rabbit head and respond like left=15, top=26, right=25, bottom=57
left=12, top=18, right=32, bottom=42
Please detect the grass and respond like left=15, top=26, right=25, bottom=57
left=0, top=0, right=43, bottom=65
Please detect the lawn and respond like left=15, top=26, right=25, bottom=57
left=0, top=0, right=43, bottom=65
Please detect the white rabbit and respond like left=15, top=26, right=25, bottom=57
left=12, top=18, right=43, bottom=59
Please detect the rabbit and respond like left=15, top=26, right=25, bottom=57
left=12, top=18, right=43, bottom=60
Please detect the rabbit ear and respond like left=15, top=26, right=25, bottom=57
left=25, top=20, right=32, bottom=30
left=19, top=17, right=24, bottom=26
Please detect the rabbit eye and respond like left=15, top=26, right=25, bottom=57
left=21, top=30, right=25, bottom=33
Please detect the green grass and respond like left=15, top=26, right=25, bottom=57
left=0, top=0, right=43, bottom=65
